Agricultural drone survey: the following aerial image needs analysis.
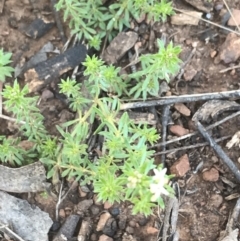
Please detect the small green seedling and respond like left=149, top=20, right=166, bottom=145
left=129, top=39, right=182, bottom=99
left=0, top=49, right=14, bottom=82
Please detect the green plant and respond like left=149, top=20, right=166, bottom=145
left=82, top=55, right=128, bottom=97
left=40, top=79, right=174, bottom=214
left=0, top=0, right=181, bottom=216
left=129, top=39, right=182, bottom=99
left=0, top=136, right=28, bottom=166
left=82, top=41, right=181, bottom=100
left=0, top=70, right=175, bottom=216
left=1, top=80, right=58, bottom=165
left=0, top=49, right=14, bottom=82
left=2, top=80, right=47, bottom=141
left=0, top=49, right=179, bottom=215
left=55, top=0, right=174, bottom=49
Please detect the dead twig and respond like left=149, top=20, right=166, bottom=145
left=0, top=113, right=26, bottom=124
left=153, top=135, right=231, bottom=156
left=0, top=222, right=26, bottom=241
left=173, top=8, right=240, bottom=36
left=151, top=110, right=240, bottom=148
left=195, top=120, right=240, bottom=183
left=162, top=197, right=175, bottom=241
left=161, top=105, right=170, bottom=167
left=219, top=64, right=240, bottom=73
left=56, top=181, right=78, bottom=221
left=171, top=47, right=196, bottom=83
left=120, top=90, right=240, bottom=110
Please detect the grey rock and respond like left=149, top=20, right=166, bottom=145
left=0, top=191, right=53, bottom=241
left=103, top=218, right=117, bottom=237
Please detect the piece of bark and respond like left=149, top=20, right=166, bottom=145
left=53, top=215, right=80, bottom=241
left=24, top=17, right=55, bottom=39
left=16, top=42, right=56, bottom=78
left=0, top=162, right=51, bottom=193
left=102, top=31, right=138, bottom=64
left=192, top=100, right=240, bottom=122
left=24, top=45, right=87, bottom=92
left=171, top=11, right=202, bottom=26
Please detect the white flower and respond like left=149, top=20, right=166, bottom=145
left=150, top=168, right=169, bottom=202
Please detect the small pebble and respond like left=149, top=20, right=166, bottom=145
left=146, top=226, right=159, bottom=235
left=202, top=168, right=219, bottom=182
left=170, top=154, right=190, bottom=177
left=215, top=3, right=223, bottom=11
left=50, top=221, right=61, bottom=232
left=90, top=205, right=100, bottom=216
left=98, top=234, right=113, bottom=241
left=97, top=212, right=111, bottom=231
left=169, top=125, right=189, bottom=137
left=59, top=209, right=65, bottom=218
left=91, top=233, right=98, bottom=241
left=128, top=220, right=136, bottom=228
left=126, top=226, right=134, bottom=234
left=79, top=186, right=88, bottom=197
left=110, top=207, right=120, bottom=216
left=64, top=207, right=72, bottom=216
left=77, top=199, right=93, bottom=212
left=80, top=185, right=91, bottom=193
left=104, top=201, right=113, bottom=209
left=137, top=214, right=148, bottom=226
left=209, top=194, right=223, bottom=208
left=103, top=218, right=117, bottom=237
left=174, top=103, right=191, bottom=116
left=205, top=13, right=212, bottom=20
left=118, top=214, right=127, bottom=230
left=41, top=89, right=54, bottom=101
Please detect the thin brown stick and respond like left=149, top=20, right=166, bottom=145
left=120, top=90, right=240, bottom=110
left=153, top=135, right=231, bottom=156
left=173, top=8, right=240, bottom=36
left=161, top=105, right=170, bottom=167
left=219, top=64, right=240, bottom=73
left=0, top=223, right=26, bottom=241
left=0, top=114, right=26, bottom=124
left=196, top=121, right=240, bottom=183
left=151, top=110, right=240, bottom=148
